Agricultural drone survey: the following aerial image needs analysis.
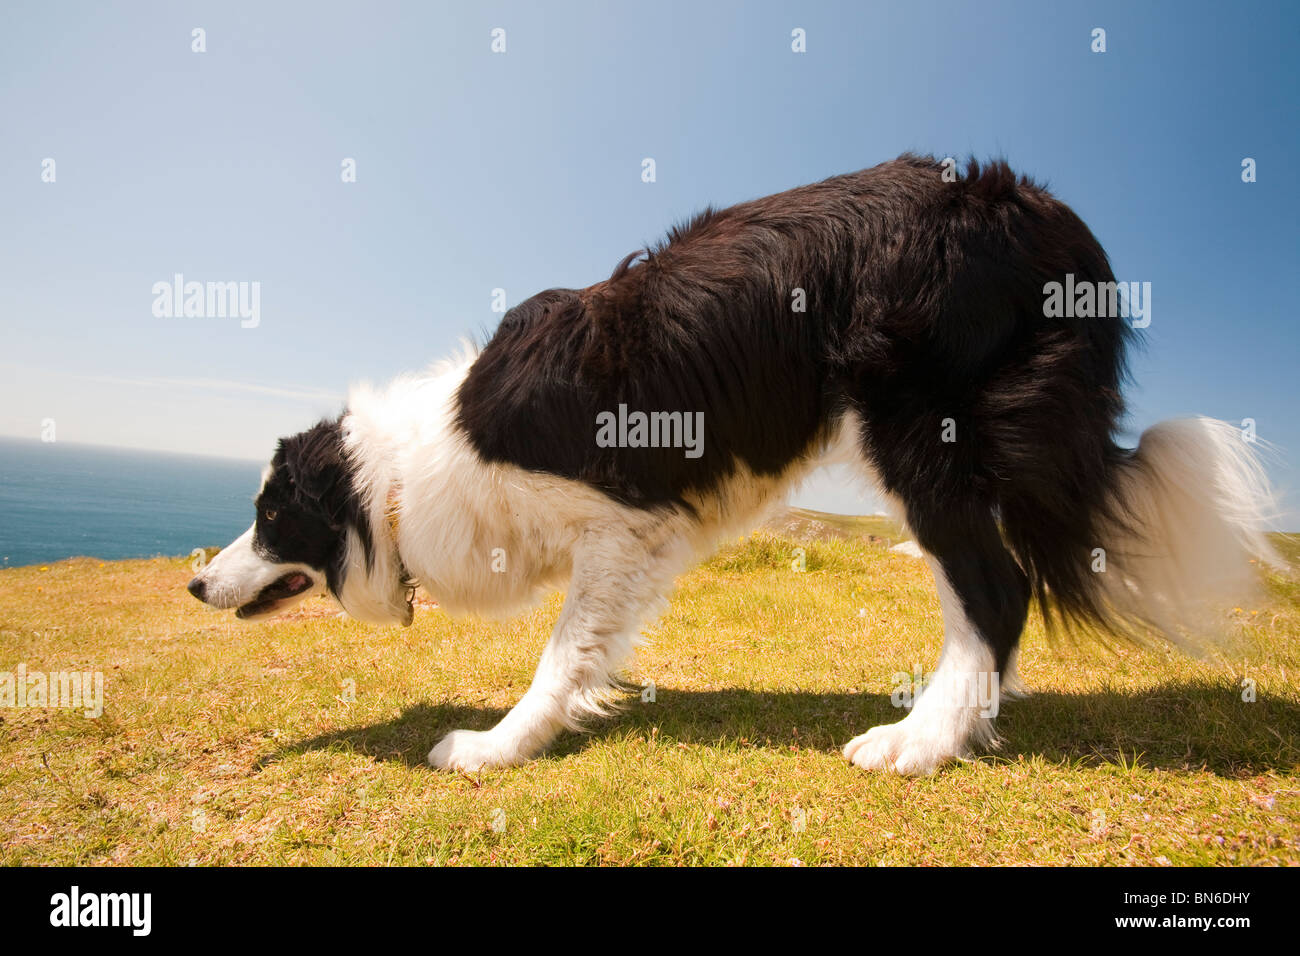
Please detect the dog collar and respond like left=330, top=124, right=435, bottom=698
left=385, top=488, right=402, bottom=539
left=385, top=487, right=416, bottom=615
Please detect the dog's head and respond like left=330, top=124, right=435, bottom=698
left=187, top=418, right=413, bottom=626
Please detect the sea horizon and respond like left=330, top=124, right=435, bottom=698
left=0, top=437, right=264, bottom=568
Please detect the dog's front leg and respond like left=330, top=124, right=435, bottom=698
left=428, top=528, right=680, bottom=771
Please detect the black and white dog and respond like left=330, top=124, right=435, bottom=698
left=188, top=155, right=1278, bottom=775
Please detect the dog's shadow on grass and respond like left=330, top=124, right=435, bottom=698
left=258, top=683, right=1300, bottom=776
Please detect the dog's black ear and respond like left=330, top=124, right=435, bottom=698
left=281, top=419, right=351, bottom=527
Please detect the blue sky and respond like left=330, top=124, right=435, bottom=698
left=1, top=0, right=1296, bottom=520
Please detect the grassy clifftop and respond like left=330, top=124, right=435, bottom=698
left=2, top=523, right=1298, bottom=866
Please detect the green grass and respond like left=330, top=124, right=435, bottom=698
left=1, top=525, right=1298, bottom=866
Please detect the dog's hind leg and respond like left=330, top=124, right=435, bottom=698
left=428, top=522, right=688, bottom=772
left=844, top=504, right=1029, bottom=775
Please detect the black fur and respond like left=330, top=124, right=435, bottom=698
left=253, top=417, right=371, bottom=596
left=456, top=154, right=1138, bottom=656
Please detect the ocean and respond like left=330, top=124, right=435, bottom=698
left=0, top=438, right=264, bottom=569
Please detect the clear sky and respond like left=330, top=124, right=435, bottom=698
left=1, top=1, right=1296, bottom=520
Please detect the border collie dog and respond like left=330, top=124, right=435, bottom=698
left=188, top=155, right=1278, bottom=775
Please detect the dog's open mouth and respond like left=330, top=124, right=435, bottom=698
left=236, top=572, right=314, bottom=619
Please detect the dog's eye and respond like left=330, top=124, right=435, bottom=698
left=264, top=510, right=278, bottom=522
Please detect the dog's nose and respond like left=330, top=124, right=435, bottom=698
left=187, top=577, right=207, bottom=601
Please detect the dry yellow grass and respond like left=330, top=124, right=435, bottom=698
left=1, top=528, right=1298, bottom=865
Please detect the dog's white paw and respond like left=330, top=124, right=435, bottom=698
left=843, top=719, right=962, bottom=776
left=427, top=728, right=517, bottom=772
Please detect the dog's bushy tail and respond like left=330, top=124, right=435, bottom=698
left=1001, top=417, right=1282, bottom=647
